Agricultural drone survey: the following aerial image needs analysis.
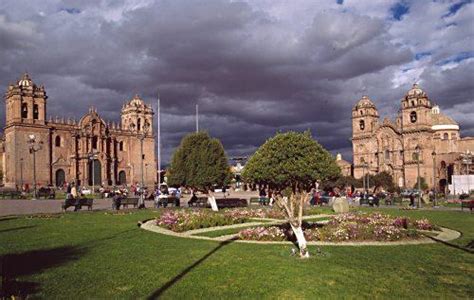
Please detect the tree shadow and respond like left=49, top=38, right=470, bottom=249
left=1, top=246, right=86, bottom=298
left=147, top=237, right=237, bottom=299
left=0, top=217, right=18, bottom=223
left=0, top=225, right=36, bottom=234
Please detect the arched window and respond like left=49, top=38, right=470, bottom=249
left=137, top=118, right=141, bottom=131
left=55, top=169, right=65, bottom=187
left=360, top=110, right=363, bottom=115
left=55, top=136, right=61, bottom=147
left=92, top=136, right=98, bottom=149
left=451, top=133, right=456, bottom=140
left=118, top=171, right=126, bottom=185
left=119, top=141, right=124, bottom=151
left=443, top=133, right=449, bottom=140
left=410, top=111, right=417, bottom=123
left=21, top=103, right=28, bottom=118
left=411, top=101, right=415, bottom=106
left=33, top=104, right=39, bottom=120
left=359, top=120, right=365, bottom=130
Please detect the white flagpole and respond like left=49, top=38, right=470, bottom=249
left=157, top=94, right=161, bottom=185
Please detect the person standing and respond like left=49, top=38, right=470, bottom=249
left=259, top=187, right=267, bottom=205
left=71, top=183, right=78, bottom=199
left=70, top=182, right=80, bottom=211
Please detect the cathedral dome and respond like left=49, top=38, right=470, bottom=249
left=406, top=83, right=426, bottom=97
left=430, top=106, right=459, bottom=130
left=129, top=94, right=145, bottom=107
left=354, top=95, right=376, bottom=110
left=18, top=73, right=33, bottom=87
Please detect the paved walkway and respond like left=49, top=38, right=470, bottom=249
left=0, top=191, right=259, bottom=217
left=0, top=191, right=466, bottom=217
left=0, top=198, right=118, bottom=216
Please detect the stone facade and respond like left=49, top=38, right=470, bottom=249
left=352, top=84, right=474, bottom=191
left=0, top=73, right=157, bottom=188
left=335, top=153, right=352, bottom=177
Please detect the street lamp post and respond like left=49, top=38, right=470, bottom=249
left=432, top=151, right=437, bottom=207
left=461, top=150, right=472, bottom=194
left=415, top=146, right=421, bottom=208
left=20, top=158, right=24, bottom=189
left=136, top=122, right=150, bottom=209
left=367, top=162, right=370, bottom=193
left=28, top=135, right=42, bottom=200
left=112, top=157, right=116, bottom=191
left=445, top=166, right=449, bottom=201
left=88, top=150, right=98, bottom=198
left=362, top=162, right=366, bottom=192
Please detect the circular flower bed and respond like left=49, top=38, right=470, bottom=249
left=238, top=212, right=440, bottom=242
left=156, top=208, right=284, bottom=232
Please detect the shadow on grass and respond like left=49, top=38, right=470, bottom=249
left=0, top=217, right=18, bottom=223
left=0, top=225, right=36, bottom=234
left=0, top=246, right=86, bottom=298
left=147, top=237, right=237, bottom=299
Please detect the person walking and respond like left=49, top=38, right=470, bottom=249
left=409, top=192, right=415, bottom=207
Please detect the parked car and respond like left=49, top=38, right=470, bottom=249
left=320, top=192, right=335, bottom=205
left=401, top=189, right=420, bottom=198
left=360, top=194, right=380, bottom=207
left=81, top=187, right=92, bottom=195
left=37, top=186, right=56, bottom=199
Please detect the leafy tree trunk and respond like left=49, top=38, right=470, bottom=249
left=276, top=193, right=309, bottom=258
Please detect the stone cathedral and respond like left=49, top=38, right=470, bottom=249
left=0, top=73, right=157, bottom=188
left=352, top=84, right=474, bottom=191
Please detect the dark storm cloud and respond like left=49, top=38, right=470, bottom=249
left=0, top=0, right=472, bottom=164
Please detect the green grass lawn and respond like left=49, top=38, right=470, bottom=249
left=1, top=208, right=473, bottom=299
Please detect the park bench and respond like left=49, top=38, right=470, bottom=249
left=461, top=200, right=474, bottom=212
left=249, top=197, right=269, bottom=205
left=0, top=190, right=23, bottom=199
left=155, top=196, right=180, bottom=208
left=37, top=187, right=56, bottom=199
left=62, top=198, right=94, bottom=211
left=118, top=197, right=139, bottom=208
left=188, top=197, right=208, bottom=207
left=209, top=198, right=247, bottom=209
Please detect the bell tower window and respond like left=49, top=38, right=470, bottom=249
left=137, top=118, right=141, bottom=131
left=33, top=104, right=39, bottom=120
left=359, top=120, right=365, bottom=130
left=21, top=103, right=28, bottom=118
left=410, top=111, right=417, bottom=123
left=92, top=136, right=98, bottom=150
left=55, top=136, right=61, bottom=147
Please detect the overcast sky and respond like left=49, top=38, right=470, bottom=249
left=0, top=0, right=473, bottom=164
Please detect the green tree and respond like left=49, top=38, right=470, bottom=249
left=243, top=131, right=340, bottom=257
left=370, top=171, right=396, bottom=193
left=413, top=177, right=429, bottom=191
left=167, top=132, right=231, bottom=193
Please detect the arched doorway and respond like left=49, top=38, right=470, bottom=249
left=118, top=171, right=126, bottom=185
left=55, top=169, right=65, bottom=187
left=439, top=179, right=447, bottom=194
left=88, top=159, right=102, bottom=186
